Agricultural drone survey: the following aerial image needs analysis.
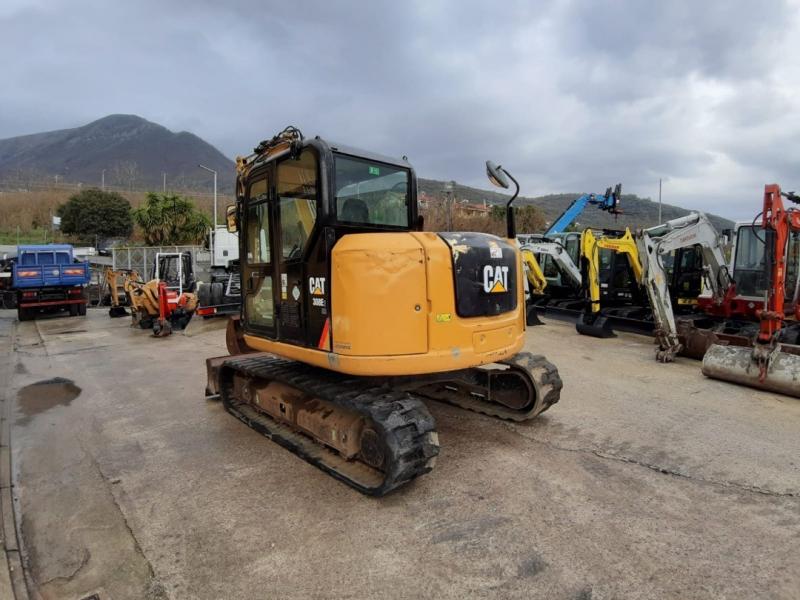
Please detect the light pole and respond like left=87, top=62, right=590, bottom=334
left=101, top=169, right=105, bottom=190
left=198, top=164, right=218, bottom=262
left=658, top=178, right=663, bottom=224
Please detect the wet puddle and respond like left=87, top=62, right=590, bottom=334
left=16, top=377, right=81, bottom=425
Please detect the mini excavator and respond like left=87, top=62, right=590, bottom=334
left=205, top=127, right=563, bottom=495
left=576, top=227, right=643, bottom=337
left=637, top=212, right=734, bottom=362
left=113, top=253, right=198, bottom=336
left=702, top=184, right=800, bottom=397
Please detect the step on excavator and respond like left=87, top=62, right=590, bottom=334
left=205, top=127, right=563, bottom=495
left=701, top=184, right=800, bottom=397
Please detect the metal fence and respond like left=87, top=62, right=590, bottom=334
left=111, top=245, right=211, bottom=281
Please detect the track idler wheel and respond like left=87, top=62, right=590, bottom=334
left=358, top=427, right=386, bottom=469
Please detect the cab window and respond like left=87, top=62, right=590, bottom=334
left=246, top=177, right=270, bottom=264
left=277, top=150, right=318, bottom=260
left=334, top=155, right=410, bottom=227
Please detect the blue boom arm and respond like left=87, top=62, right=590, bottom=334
left=545, top=183, right=622, bottom=236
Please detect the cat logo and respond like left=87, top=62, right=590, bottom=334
left=309, top=276, right=326, bottom=296
left=483, top=265, right=509, bottom=293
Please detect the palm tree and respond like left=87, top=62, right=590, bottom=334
left=132, top=192, right=211, bottom=245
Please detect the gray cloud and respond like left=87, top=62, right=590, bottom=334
left=1, top=0, right=799, bottom=220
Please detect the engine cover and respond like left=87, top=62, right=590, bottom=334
left=439, top=232, right=518, bottom=318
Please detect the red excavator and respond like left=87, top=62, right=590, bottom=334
left=702, top=184, right=800, bottom=397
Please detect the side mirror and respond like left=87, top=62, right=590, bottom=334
left=485, top=159, right=520, bottom=239
left=486, top=161, right=510, bottom=189
left=226, top=205, right=238, bottom=233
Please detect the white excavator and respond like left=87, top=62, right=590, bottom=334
left=520, top=240, right=582, bottom=291
left=518, top=238, right=583, bottom=325
left=637, top=212, right=735, bottom=362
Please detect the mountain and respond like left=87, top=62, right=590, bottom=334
left=0, top=114, right=234, bottom=190
left=0, top=114, right=733, bottom=232
left=418, top=179, right=735, bottom=232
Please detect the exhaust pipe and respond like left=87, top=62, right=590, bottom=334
left=702, top=344, right=800, bottom=398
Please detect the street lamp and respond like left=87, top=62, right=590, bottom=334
left=198, top=164, right=218, bottom=263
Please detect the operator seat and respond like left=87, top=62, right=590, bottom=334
left=341, top=198, right=369, bottom=223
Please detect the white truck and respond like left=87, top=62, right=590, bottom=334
left=197, top=226, right=241, bottom=316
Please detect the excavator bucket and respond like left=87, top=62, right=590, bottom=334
left=576, top=313, right=616, bottom=338
left=108, top=306, right=129, bottom=318
left=152, top=320, right=173, bottom=338
left=526, top=305, right=544, bottom=326
left=702, top=344, right=800, bottom=398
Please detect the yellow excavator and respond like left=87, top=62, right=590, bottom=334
left=576, top=227, right=643, bottom=337
left=205, top=126, right=563, bottom=495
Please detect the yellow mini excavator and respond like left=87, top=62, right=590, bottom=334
left=205, top=127, right=563, bottom=495
left=576, top=227, right=643, bottom=338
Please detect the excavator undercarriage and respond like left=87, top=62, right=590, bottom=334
left=207, top=319, right=562, bottom=495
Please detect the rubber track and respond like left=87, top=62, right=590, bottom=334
left=218, top=354, right=440, bottom=496
left=412, top=352, right=563, bottom=422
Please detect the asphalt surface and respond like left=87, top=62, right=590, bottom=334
left=2, top=308, right=799, bottom=599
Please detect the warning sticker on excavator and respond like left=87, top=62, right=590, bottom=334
left=489, top=245, right=502, bottom=259
left=435, top=313, right=452, bottom=322
left=483, top=265, right=509, bottom=293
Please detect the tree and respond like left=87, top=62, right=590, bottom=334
left=58, top=188, right=133, bottom=239
left=514, top=205, right=547, bottom=233
left=132, top=192, right=211, bottom=245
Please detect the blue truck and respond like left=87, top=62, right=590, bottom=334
left=12, top=244, right=91, bottom=321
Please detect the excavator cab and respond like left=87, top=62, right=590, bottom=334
left=234, top=140, right=419, bottom=353
left=209, top=127, right=563, bottom=495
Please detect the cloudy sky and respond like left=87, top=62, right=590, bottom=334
left=2, top=0, right=799, bottom=220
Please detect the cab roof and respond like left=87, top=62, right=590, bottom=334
left=313, top=138, right=412, bottom=170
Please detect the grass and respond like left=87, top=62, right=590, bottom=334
left=0, top=228, right=68, bottom=245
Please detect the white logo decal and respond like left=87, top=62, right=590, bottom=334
left=483, top=265, right=509, bottom=293
left=309, top=276, right=326, bottom=296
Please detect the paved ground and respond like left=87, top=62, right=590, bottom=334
left=2, top=308, right=799, bottom=599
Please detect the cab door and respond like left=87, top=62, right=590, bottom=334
left=274, top=149, right=320, bottom=346
left=241, top=170, right=277, bottom=338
